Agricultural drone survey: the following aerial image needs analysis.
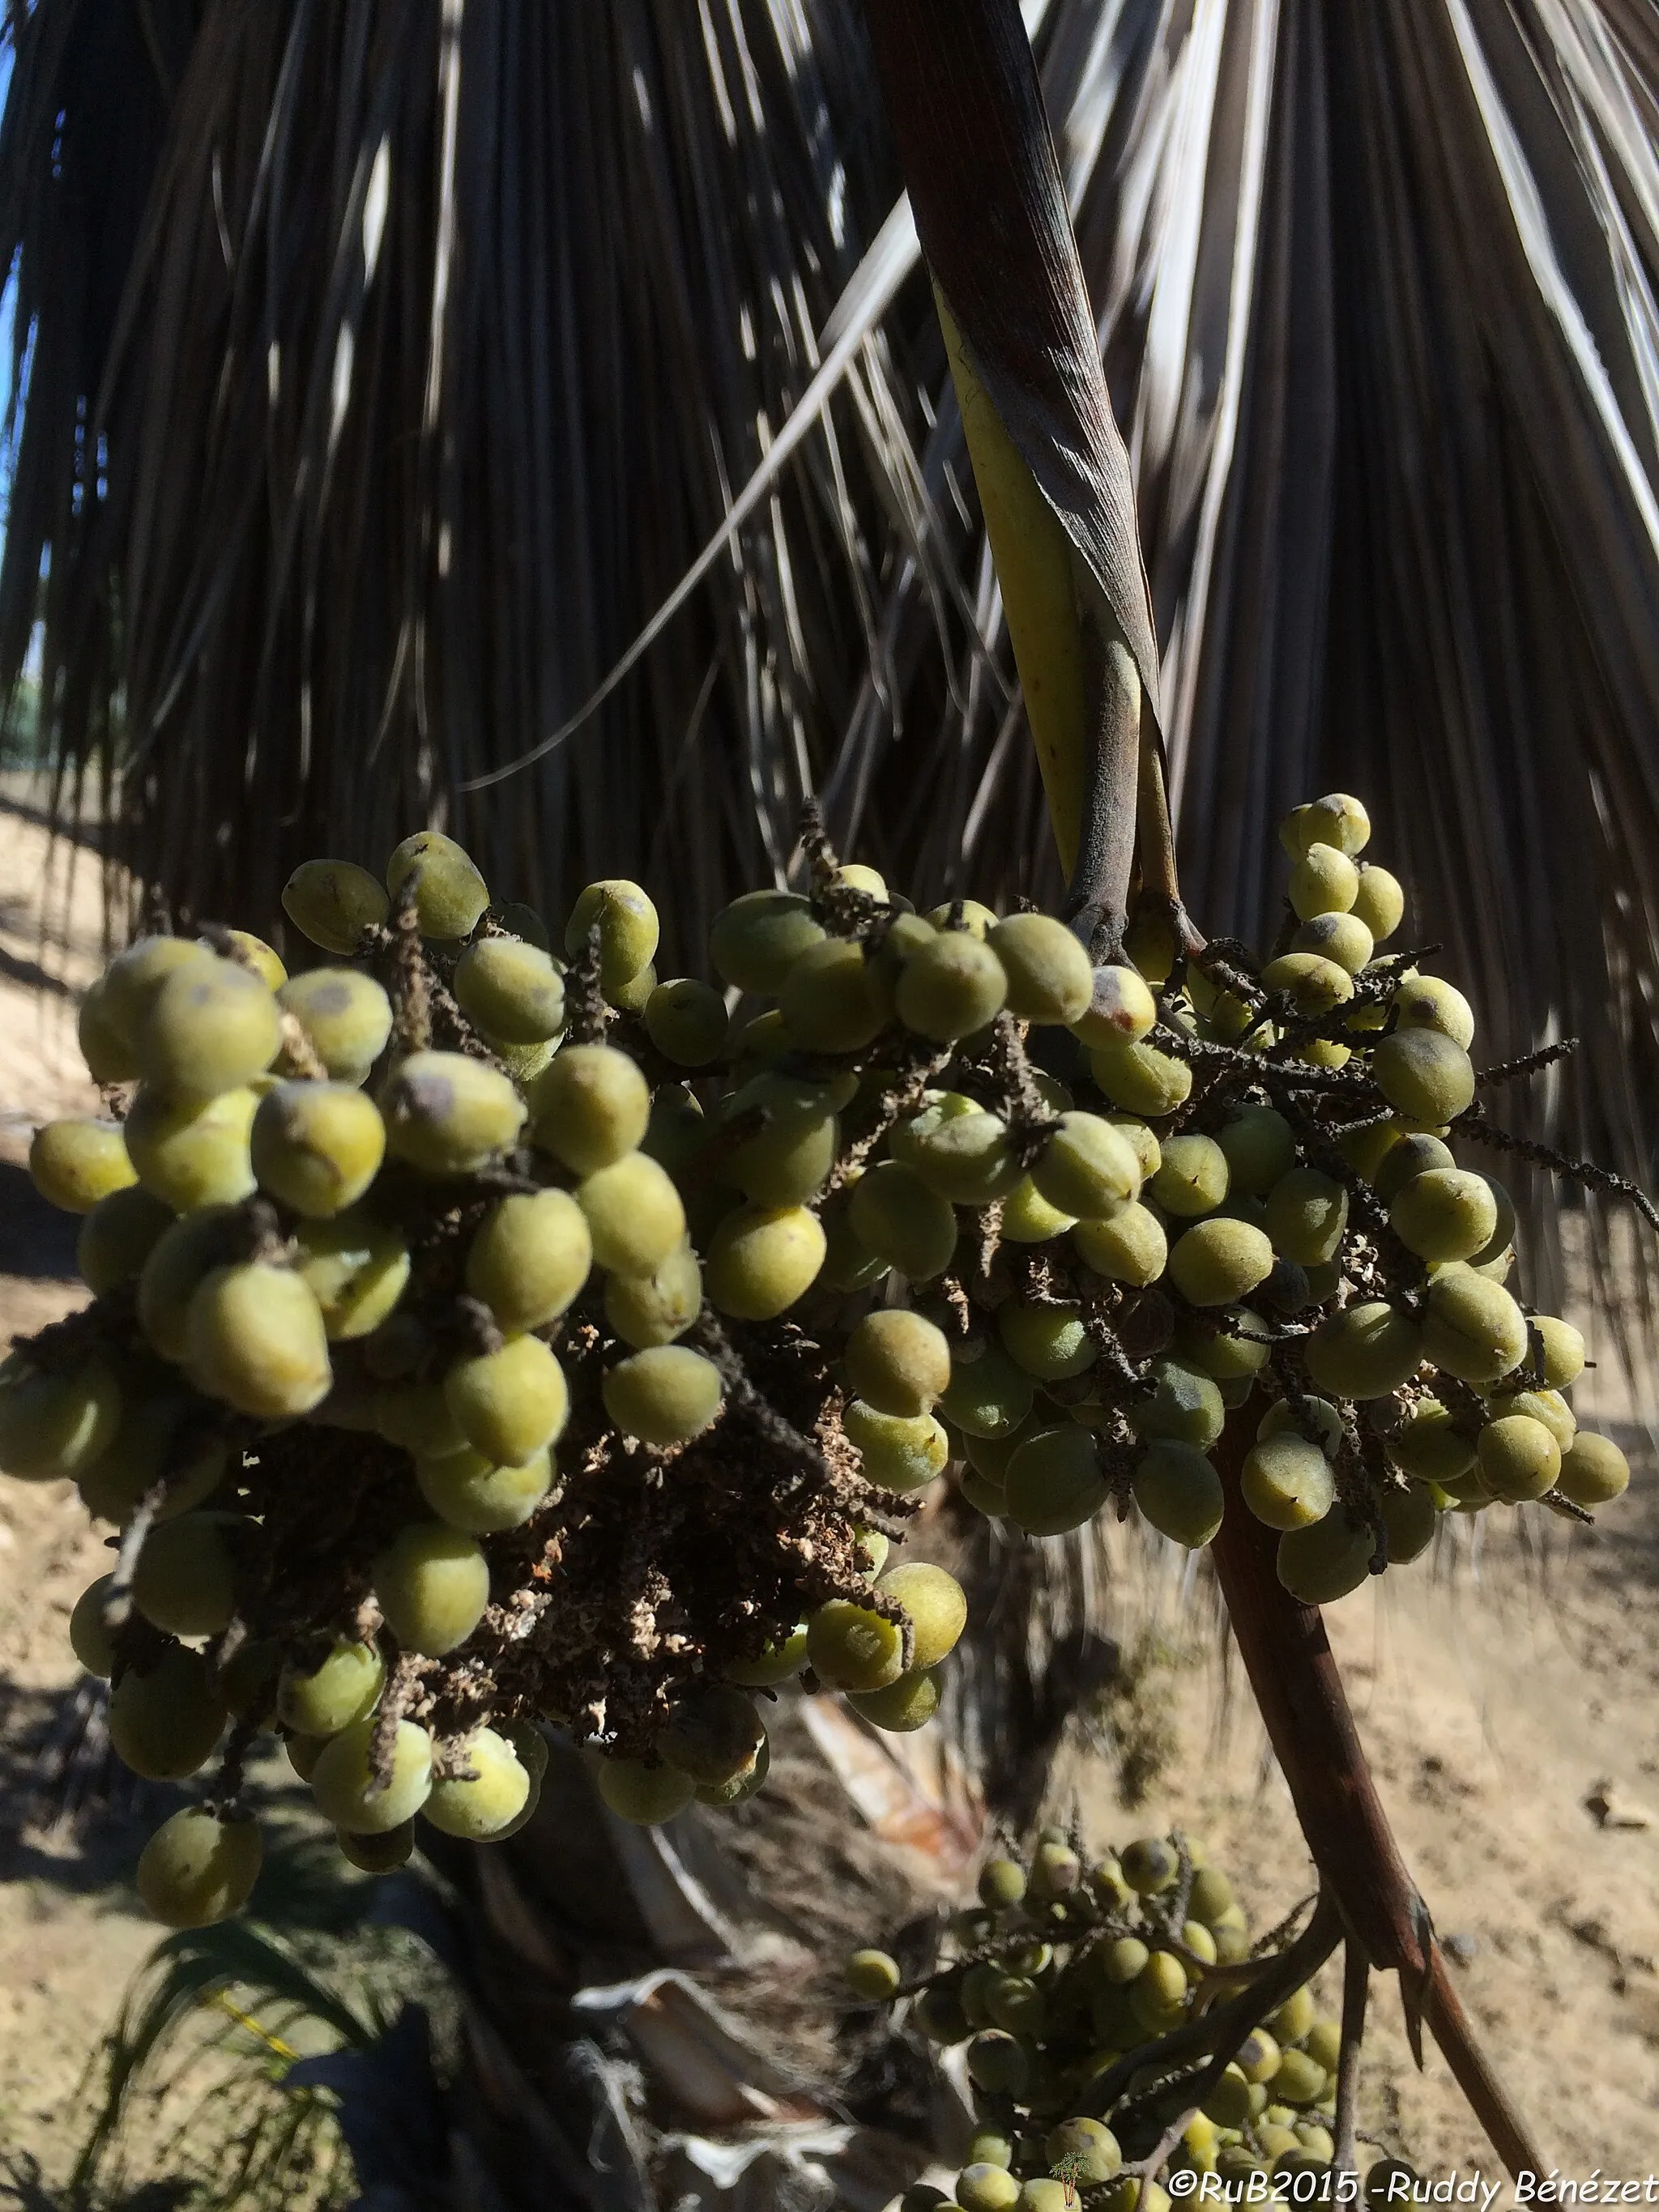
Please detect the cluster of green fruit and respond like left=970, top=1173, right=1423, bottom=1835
left=918, top=792, right=1628, bottom=1598
left=851, top=1835, right=1414, bottom=2201
left=3, top=829, right=979, bottom=1928
left=0, top=792, right=1633, bottom=1928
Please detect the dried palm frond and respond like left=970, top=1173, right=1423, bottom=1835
left=9, top=1, right=1658, bottom=1302
left=0, top=0, right=952, bottom=970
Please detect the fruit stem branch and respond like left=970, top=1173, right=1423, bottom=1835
left=1089, top=1890, right=1341, bottom=2130
left=1333, top=1935, right=1368, bottom=2173
left=102, top=1480, right=167, bottom=1633
left=1061, top=608, right=1141, bottom=963
left=1209, top=1405, right=1549, bottom=2180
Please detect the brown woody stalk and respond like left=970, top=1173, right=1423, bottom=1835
left=1210, top=1411, right=1546, bottom=2177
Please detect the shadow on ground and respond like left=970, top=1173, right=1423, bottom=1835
left=0, top=1161, right=80, bottom=1282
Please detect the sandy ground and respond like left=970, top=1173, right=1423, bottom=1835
left=1, top=792, right=1655, bottom=2196
left=0, top=791, right=164, bottom=2180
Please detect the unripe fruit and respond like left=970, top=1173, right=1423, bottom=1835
left=338, top=1822, right=416, bottom=1873
left=293, top=1212, right=412, bottom=1340
left=1003, top=1426, right=1109, bottom=1536
left=850, top=1161, right=959, bottom=1281
left=1263, top=1170, right=1348, bottom=1267
left=706, top=1203, right=826, bottom=1320
left=282, top=860, right=393, bottom=953
left=603, top=1346, right=723, bottom=1446
left=939, top=1343, right=1034, bottom=1442
left=132, top=1512, right=245, bottom=1639
left=987, top=914, right=1092, bottom=1025
left=141, top=957, right=281, bottom=1097
left=966, top=2031, right=1028, bottom=2096
left=70, top=1576, right=119, bottom=1677
left=807, top=1600, right=905, bottom=1692
left=896, top=930, right=1008, bottom=1041
left=251, top=1081, right=386, bottom=1217
left=186, top=1264, right=331, bottom=1417
left=278, top=1639, right=385, bottom=1739
left=998, top=1301, right=1094, bottom=1381
left=979, top=1857, right=1026, bottom=1908
left=723, top=1072, right=839, bottom=1206
left=1070, top=963, right=1158, bottom=1047
left=1241, top=1435, right=1336, bottom=1532
left=424, top=1727, right=531, bottom=1839
left=564, top=879, right=659, bottom=995
left=29, top=1120, right=137, bottom=1213
left=1351, top=864, right=1404, bottom=940
left=386, top=830, right=489, bottom=939
left=957, top=2165, right=1021, bottom=2212
left=577, top=1151, right=686, bottom=1276
left=597, top=1755, right=695, bottom=1826
left=1166, top=1218, right=1274, bottom=1306
left=1045, top=2118, right=1121, bottom=2184
left=1277, top=1508, right=1375, bottom=1605
left=1088, top=1038, right=1192, bottom=1116
left=710, top=889, right=823, bottom=991
left=1294, top=910, right=1373, bottom=974
left=845, top=1309, right=951, bottom=1416
left=1389, top=1169, right=1498, bottom=1264
left=1475, top=1413, right=1560, bottom=1502
left=1386, top=1398, right=1473, bottom=1485
left=1260, top=952, right=1354, bottom=1016
left=124, top=1083, right=259, bottom=1210
left=1132, top=1441, right=1224, bottom=1546
left=278, top=968, right=394, bottom=1085
left=851, top=1667, right=943, bottom=1733
left=724, top=1626, right=808, bottom=1690
left=605, top=1241, right=702, bottom=1349
left=659, top=1686, right=765, bottom=1787
left=906, top=1107, right=1021, bottom=1206
left=1215, top=1106, right=1296, bottom=1196
left=76, top=1185, right=175, bottom=1295
left=372, top=1523, right=490, bottom=1655
left=1149, top=1134, right=1228, bottom=1217
left=100, top=936, right=218, bottom=1056
left=0, top=1354, right=122, bottom=1480
left=842, top=1400, right=950, bottom=1493
left=1421, top=1267, right=1528, bottom=1384
left=110, top=1643, right=226, bottom=1780
left=1529, top=1314, right=1585, bottom=1390
left=1373, top=1131, right=1456, bottom=1202
left=643, top=977, right=728, bottom=1066
left=999, top=1176, right=1076, bottom=1242
left=1373, top=1028, right=1475, bottom=1125
left=417, top=1445, right=552, bottom=1533
left=1555, top=1432, right=1630, bottom=1507
left=138, top=1809, right=262, bottom=1928
left=847, top=1947, right=902, bottom=2001
left=444, top=1334, right=568, bottom=1463
left=453, top=937, right=565, bottom=1042
left=1073, top=1204, right=1166, bottom=1286
left=1303, top=1302, right=1422, bottom=1400
left=1288, top=842, right=1358, bottom=919
left=312, top=1715, right=434, bottom=1832
left=381, top=1051, right=526, bottom=1175
left=465, top=1188, right=592, bottom=1332
left=1032, top=1114, right=1141, bottom=1220
left=1128, top=1359, right=1225, bottom=1449
left=877, top=1562, right=968, bottom=1669
left=529, top=1044, right=649, bottom=1174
